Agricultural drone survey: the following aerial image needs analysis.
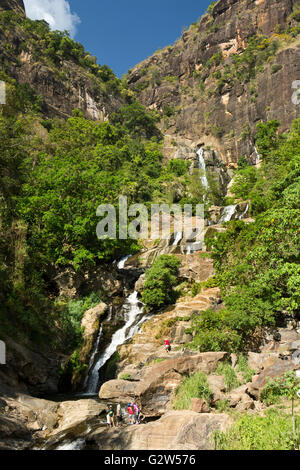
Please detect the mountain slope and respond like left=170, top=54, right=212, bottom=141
left=0, top=2, right=127, bottom=119
left=127, top=0, right=300, bottom=165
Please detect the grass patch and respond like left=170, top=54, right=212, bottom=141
left=173, top=372, right=213, bottom=410
left=119, top=373, right=132, bottom=381
left=236, top=355, right=255, bottom=383
left=216, top=399, right=230, bottom=412
left=213, top=408, right=300, bottom=450
left=215, top=363, right=240, bottom=392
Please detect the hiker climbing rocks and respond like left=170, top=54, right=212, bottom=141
left=164, top=339, right=171, bottom=353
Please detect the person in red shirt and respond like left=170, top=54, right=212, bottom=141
left=164, top=339, right=171, bottom=353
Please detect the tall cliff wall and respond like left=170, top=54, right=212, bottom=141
left=127, top=0, right=300, bottom=164
left=0, top=0, right=25, bottom=16
left=0, top=1, right=125, bottom=120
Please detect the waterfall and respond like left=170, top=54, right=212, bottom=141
left=56, top=438, right=86, bottom=451
left=254, top=146, right=261, bottom=164
left=239, top=203, right=249, bottom=220
left=83, top=325, right=103, bottom=390
left=85, top=291, right=145, bottom=394
left=173, top=231, right=183, bottom=246
left=117, top=254, right=132, bottom=269
left=219, top=205, right=238, bottom=223
left=197, top=148, right=209, bottom=191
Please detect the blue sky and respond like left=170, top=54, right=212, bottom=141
left=24, top=0, right=213, bottom=77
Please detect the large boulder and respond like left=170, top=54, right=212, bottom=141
left=0, top=389, right=106, bottom=449
left=247, top=352, right=280, bottom=372
left=226, top=384, right=254, bottom=409
left=191, top=398, right=210, bottom=413
left=247, top=359, right=298, bottom=398
left=80, top=302, right=107, bottom=364
left=0, top=338, right=61, bottom=395
left=178, top=255, right=215, bottom=283
left=99, top=352, right=228, bottom=416
left=0, top=391, right=59, bottom=449
left=207, top=374, right=226, bottom=402
left=88, top=411, right=232, bottom=450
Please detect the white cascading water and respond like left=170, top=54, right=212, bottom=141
left=117, top=254, right=132, bottom=269
left=186, top=244, right=192, bottom=255
left=173, top=231, right=183, bottom=246
left=56, top=438, right=86, bottom=451
left=86, top=291, right=144, bottom=394
left=218, top=205, right=238, bottom=223
left=197, top=148, right=209, bottom=191
left=239, top=203, right=249, bottom=220
left=254, top=146, right=261, bottom=165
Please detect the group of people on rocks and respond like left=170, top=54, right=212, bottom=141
left=126, top=401, right=144, bottom=425
left=106, top=402, right=144, bottom=428
left=105, top=339, right=171, bottom=428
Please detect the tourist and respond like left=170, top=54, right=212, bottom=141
left=107, top=405, right=115, bottom=428
left=133, top=402, right=139, bottom=424
left=164, top=339, right=171, bottom=353
left=127, top=402, right=134, bottom=424
left=116, top=403, right=122, bottom=426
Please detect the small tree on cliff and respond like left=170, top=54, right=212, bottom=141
left=142, top=255, right=181, bottom=310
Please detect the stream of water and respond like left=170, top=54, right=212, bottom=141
left=85, top=291, right=146, bottom=394
left=117, top=254, right=132, bottom=269
left=197, top=148, right=209, bottom=191
left=218, top=204, right=238, bottom=223
left=173, top=231, right=183, bottom=246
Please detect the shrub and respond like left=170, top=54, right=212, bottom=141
left=119, top=373, right=132, bottom=381
left=271, top=64, right=282, bottom=74
left=207, top=1, right=217, bottom=15
left=173, top=372, right=213, bottom=410
left=142, top=255, right=181, bottom=309
left=186, top=309, right=242, bottom=353
left=167, top=159, right=189, bottom=176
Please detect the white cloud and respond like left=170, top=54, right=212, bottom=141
left=23, top=0, right=80, bottom=36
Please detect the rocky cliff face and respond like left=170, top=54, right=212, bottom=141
left=0, top=1, right=125, bottom=120
left=127, top=0, right=300, bottom=165
left=0, top=0, right=25, bottom=16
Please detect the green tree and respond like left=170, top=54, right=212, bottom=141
left=142, top=255, right=181, bottom=309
